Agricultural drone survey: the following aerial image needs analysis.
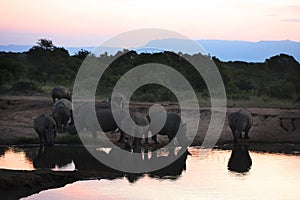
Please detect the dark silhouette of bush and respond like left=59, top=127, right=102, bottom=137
left=11, top=80, right=42, bottom=93
left=266, top=80, right=296, bottom=99
left=0, top=39, right=299, bottom=102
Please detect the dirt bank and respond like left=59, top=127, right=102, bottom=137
left=0, top=95, right=299, bottom=145
left=0, top=168, right=124, bottom=199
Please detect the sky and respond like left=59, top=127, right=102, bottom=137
left=0, top=0, right=300, bottom=46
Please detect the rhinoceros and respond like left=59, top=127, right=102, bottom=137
left=228, top=108, right=253, bottom=143
left=74, top=101, right=124, bottom=139
left=51, top=86, right=72, bottom=103
left=147, top=112, right=187, bottom=146
left=121, top=112, right=149, bottom=152
left=52, top=99, right=73, bottom=133
left=34, top=114, right=56, bottom=147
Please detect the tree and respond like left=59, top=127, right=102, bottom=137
left=74, top=49, right=90, bottom=60
left=266, top=80, right=296, bottom=99
left=36, top=38, right=55, bottom=51
left=26, top=39, right=72, bottom=83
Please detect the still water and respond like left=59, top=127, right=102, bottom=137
left=1, top=146, right=300, bottom=199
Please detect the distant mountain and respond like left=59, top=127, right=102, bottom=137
left=197, top=39, right=300, bottom=63
left=0, top=44, right=33, bottom=53
left=1, top=39, right=299, bottom=62
left=142, top=39, right=300, bottom=63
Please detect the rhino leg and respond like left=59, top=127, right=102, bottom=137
left=56, top=121, right=63, bottom=133
left=117, top=131, right=124, bottom=142
left=151, top=135, right=159, bottom=144
left=230, top=128, right=237, bottom=143
left=143, top=131, right=149, bottom=144
left=167, top=134, right=177, bottom=146
left=62, top=122, right=68, bottom=132
left=38, top=133, right=44, bottom=146
left=233, top=137, right=237, bottom=143
left=244, top=131, right=250, bottom=139
left=239, top=133, right=243, bottom=139
left=133, top=138, right=142, bottom=153
left=167, top=134, right=175, bottom=142
left=52, top=96, right=56, bottom=103
left=70, top=110, right=74, bottom=125
left=144, top=137, right=149, bottom=144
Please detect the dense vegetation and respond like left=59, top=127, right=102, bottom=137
left=0, top=39, right=299, bottom=106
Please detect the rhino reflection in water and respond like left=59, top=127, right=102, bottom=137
left=227, top=144, right=252, bottom=174
left=148, top=148, right=191, bottom=179
left=33, top=146, right=118, bottom=174
left=33, top=146, right=73, bottom=169
left=31, top=146, right=190, bottom=183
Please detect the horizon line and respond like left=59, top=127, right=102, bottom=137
left=1, top=39, right=300, bottom=47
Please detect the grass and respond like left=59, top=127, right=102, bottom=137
left=56, top=134, right=83, bottom=144
left=227, top=96, right=299, bottom=109
left=15, top=134, right=83, bottom=145
left=14, top=134, right=114, bottom=146
left=16, top=137, right=40, bottom=145
left=194, top=93, right=299, bottom=109
left=1, top=82, right=299, bottom=109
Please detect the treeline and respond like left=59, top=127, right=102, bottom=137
left=0, top=39, right=299, bottom=101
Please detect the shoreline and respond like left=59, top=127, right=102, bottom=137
left=2, top=141, right=300, bottom=155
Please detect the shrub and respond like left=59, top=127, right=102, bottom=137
left=0, top=69, right=14, bottom=85
left=11, top=80, right=42, bottom=93
left=266, top=80, right=295, bottom=99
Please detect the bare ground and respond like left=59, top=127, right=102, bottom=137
left=0, top=95, right=299, bottom=145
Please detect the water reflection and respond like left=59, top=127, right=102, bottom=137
left=2, top=145, right=300, bottom=199
left=22, top=148, right=300, bottom=200
left=31, top=146, right=191, bottom=183
left=227, top=144, right=252, bottom=174
left=0, top=145, right=252, bottom=177
left=0, top=146, right=8, bottom=157
left=149, top=148, right=190, bottom=180
left=33, top=146, right=74, bottom=169
left=0, top=145, right=191, bottom=183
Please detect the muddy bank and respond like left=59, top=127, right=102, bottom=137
left=0, top=168, right=124, bottom=199
left=0, top=95, right=300, bottom=145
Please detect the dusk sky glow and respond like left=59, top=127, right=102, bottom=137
left=1, top=0, right=299, bottom=46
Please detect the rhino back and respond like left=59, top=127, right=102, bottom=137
left=53, top=106, right=71, bottom=121
left=228, top=112, right=248, bottom=131
left=96, top=109, right=118, bottom=132
left=52, top=86, right=71, bottom=99
left=34, top=114, right=55, bottom=133
left=239, top=109, right=253, bottom=130
left=53, top=99, right=72, bottom=110
left=160, top=112, right=181, bottom=134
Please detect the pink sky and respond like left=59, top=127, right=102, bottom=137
left=0, top=0, right=299, bottom=46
